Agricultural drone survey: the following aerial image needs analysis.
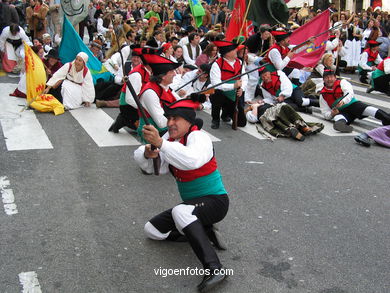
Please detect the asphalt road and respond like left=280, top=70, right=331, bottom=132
left=0, top=72, right=389, bottom=293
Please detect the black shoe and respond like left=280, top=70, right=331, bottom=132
left=108, top=123, right=119, bottom=133
left=333, top=120, right=353, bottom=133
left=211, top=120, right=220, bottom=129
left=354, top=133, right=372, bottom=147
left=288, top=127, right=305, bottom=141
left=366, top=87, right=374, bottom=93
left=205, top=225, right=227, bottom=251
left=221, top=116, right=231, bottom=123
left=197, top=268, right=228, bottom=292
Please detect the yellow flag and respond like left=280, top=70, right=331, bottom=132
left=24, top=42, right=46, bottom=104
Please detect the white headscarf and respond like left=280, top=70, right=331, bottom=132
left=67, top=52, right=89, bottom=84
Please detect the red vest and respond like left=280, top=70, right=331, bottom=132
left=320, top=79, right=344, bottom=108
left=261, top=73, right=281, bottom=96
left=364, top=48, right=379, bottom=63
left=138, top=82, right=176, bottom=118
left=216, top=57, right=242, bottom=81
left=264, top=43, right=290, bottom=64
left=377, top=57, right=390, bottom=72
left=169, top=125, right=217, bottom=182
left=121, top=64, right=150, bottom=93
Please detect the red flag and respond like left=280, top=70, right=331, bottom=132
left=371, top=0, right=382, bottom=9
left=288, top=9, right=330, bottom=69
left=225, top=0, right=248, bottom=41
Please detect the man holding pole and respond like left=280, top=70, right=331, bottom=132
left=136, top=54, right=182, bottom=142
left=109, top=47, right=152, bottom=133
left=209, top=40, right=247, bottom=129
left=134, top=96, right=229, bottom=292
left=263, top=30, right=302, bottom=86
left=319, top=70, right=390, bottom=132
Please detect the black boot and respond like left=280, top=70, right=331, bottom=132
left=309, top=98, right=320, bottom=107
left=205, top=225, right=227, bottom=250
left=166, top=230, right=187, bottom=242
left=374, top=109, right=390, bottom=126
left=109, top=115, right=126, bottom=133
left=182, top=221, right=227, bottom=291
left=211, top=120, right=220, bottom=129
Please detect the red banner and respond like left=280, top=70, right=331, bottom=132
left=225, top=0, right=248, bottom=41
left=288, top=9, right=330, bottom=69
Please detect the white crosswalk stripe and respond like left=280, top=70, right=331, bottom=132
left=0, top=83, right=220, bottom=150
left=70, top=105, right=140, bottom=147
left=0, top=84, right=53, bottom=151
left=0, top=81, right=388, bottom=149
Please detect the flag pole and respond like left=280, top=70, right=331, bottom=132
left=238, top=0, right=253, bottom=37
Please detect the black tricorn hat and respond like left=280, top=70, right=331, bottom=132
left=142, top=54, right=182, bottom=75
left=213, top=40, right=238, bottom=55
left=46, top=48, right=60, bottom=60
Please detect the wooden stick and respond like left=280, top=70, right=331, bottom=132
left=238, top=0, right=253, bottom=37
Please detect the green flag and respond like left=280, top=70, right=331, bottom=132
left=246, top=0, right=289, bottom=26
left=189, top=0, right=206, bottom=28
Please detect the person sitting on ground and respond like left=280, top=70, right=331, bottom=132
left=354, top=125, right=390, bottom=148
left=358, top=40, right=383, bottom=84
left=10, top=44, right=44, bottom=98
left=319, top=69, right=390, bottom=133
left=43, top=48, right=62, bottom=80
left=245, top=100, right=323, bottom=141
left=300, top=53, right=336, bottom=98
left=42, top=52, right=95, bottom=109
left=367, top=56, right=390, bottom=96
left=258, top=67, right=319, bottom=114
left=108, top=47, right=153, bottom=133
left=0, top=23, right=32, bottom=73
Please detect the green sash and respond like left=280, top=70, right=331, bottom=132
left=222, top=80, right=237, bottom=101
left=176, top=170, right=227, bottom=201
left=358, top=61, right=374, bottom=73
left=371, top=69, right=385, bottom=86
left=119, top=91, right=128, bottom=106
left=332, top=96, right=358, bottom=110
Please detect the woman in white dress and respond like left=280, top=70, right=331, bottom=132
left=43, top=52, right=95, bottom=109
left=342, top=16, right=363, bottom=69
